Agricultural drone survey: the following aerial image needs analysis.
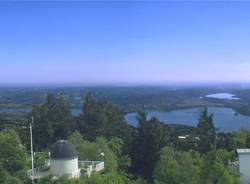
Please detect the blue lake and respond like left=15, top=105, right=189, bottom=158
left=205, top=93, right=240, bottom=100
left=2, top=106, right=250, bottom=132
left=125, top=107, right=250, bottom=132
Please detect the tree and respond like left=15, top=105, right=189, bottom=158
left=69, top=131, right=118, bottom=172
left=232, top=129, right=249, bottom=148
left=78, top=93, right=134, bottom=158
left=246, top=134, right=250, bottom=148
left=0, top=164, right=23, bottom=184
left=216, top=132, right=235, bottom=151
left=31, top=94, right=74, bottom=149
left=0, top=129, right=28, bottom=176
left=154, top=147, right=201, bottom=184
left=108, top=137, right=131, bottom=171
left=197, top=107, right=216, bottom=153
left=78, top=93, right=133, bottom=143
left=37, top=175, right=81, bottom=184
left=0, top=130, right=28, bottom=184
left=86, top=172, right=124, bottom=184
left=200, top=149, right=240, bottom=184
left=78, top=93, right=106, bottom=139
left=131, top=112, right=169, bottom=179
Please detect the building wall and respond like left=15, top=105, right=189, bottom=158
left=239, top=153, right=250, bottom=184
left=50, top=158, right=79, bottom=177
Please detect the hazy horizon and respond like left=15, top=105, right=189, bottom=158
left=1, top=1, right=250, bottom=85
left=1, top=81, right=250, bottom=88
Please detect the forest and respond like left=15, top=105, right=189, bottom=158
left=1, top=92, right=250, bottom=184
left=1, top=86, right=250, bottom=114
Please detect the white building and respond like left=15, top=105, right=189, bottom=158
left=28, top=140, right=104, bottom=180
left=237, top=149, right=250, bottom=184
left=50, top=140, right=79, bottom=177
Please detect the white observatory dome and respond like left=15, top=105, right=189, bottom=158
left=50, top=140, right=79, bottom=177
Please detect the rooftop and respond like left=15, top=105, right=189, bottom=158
left=237, top=149, right=250, bottom=154
left=51, top=140, right=77, bottom=160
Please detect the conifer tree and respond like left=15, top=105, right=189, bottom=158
left=197, top=107, right=216, bottom=153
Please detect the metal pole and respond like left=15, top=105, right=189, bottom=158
left=30, top=116, right=34, bottom=182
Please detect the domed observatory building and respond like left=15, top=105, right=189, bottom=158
left=27, top=140, right=105, bottom=180
left=50, top=140, right=79, bottom=177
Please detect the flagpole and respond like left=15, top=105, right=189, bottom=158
left=30, top=116, right=34, bottom=182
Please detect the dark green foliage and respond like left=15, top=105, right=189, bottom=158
left=174, top=136, right=198, bottom=151
left=154, top=147, right=240, bottom=184
left=69, top=131, right=119, bottom=172
left=246, top=134, right=250, bottom=148
left=78, top=93, right=133, bottom=148
left=231, top=129, right=249, bottom=148
left=197, top=107, right=216, bottom=153
left=0, top=130, right=28, bottom=184
left=108, top=137, right=132, bottom=171
left=37, top=175, right=80, bottom=184
left=200, top=149, right=240, bottom=184
left=79, top=93, right=106, bottom=139
left=31, top=94, right=74, bottom=149
left=131, top=111, right=169, bottom=179
left=217, top=129, right=250, bottom=151
left=0, top=92, right=244, bottom=184
left=154, top=147, right=201, bottom=184
left=0, top=87, right=225, bottom=113
left=0, top=130, right=28, bottom=176
left=167, top=124, right=199, bottom=152
left=216, top=132, right=235, bottom=151
left=36, top=172, right=146, bottom=184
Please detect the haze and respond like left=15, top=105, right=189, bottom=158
left=1, top=1, right=250, bottom=85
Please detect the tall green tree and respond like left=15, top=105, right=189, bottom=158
left=31, top=94, right=74, bottom=149
left=0, top=129, right=28, bottom=183
left=78, top=93, right=133, bottom=146
left=108, top=137, right=131, bottom=172
left=131, top=112, right=169, bottom=179
left=154, top=147, right=201, bottom=184
left=197, top=107, right=216, bottom=153
left=200, top=149, right=240, bottom=184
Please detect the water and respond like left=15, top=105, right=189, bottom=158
left=125, top=107, right=250, bottom=132
left=206, top=93, right=240, bottom=100
left=71, top=109, right=81, bottom=116
left=3, top=106, right=250, bottom=132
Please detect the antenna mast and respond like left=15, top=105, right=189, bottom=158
left=30, top=116, right=34, bottom=181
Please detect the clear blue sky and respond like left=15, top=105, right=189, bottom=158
left=1, top=1, right=250, bottom=85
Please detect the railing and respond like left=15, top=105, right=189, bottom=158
left=229, top=160, right=239, bottom=172
left=78, top=160, right=103, bottom=168
left=95, top=162, right=104, bottom=172
left=79, top=160, right=104, bottom=176
left=27, top=164, right=50, bottom=179
left=27, top=160, right=104, bottom=179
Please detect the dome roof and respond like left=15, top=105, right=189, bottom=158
left=51, top=140, right=77, bottom=160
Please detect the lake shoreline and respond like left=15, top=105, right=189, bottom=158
left=2, top=105, right=250, bottom=132
left=125, top=106, right=250, bottom=132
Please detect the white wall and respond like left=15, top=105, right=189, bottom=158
left=50, top=158, right=79, bottom=177
left=239, top=153, right=250, bottom=184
